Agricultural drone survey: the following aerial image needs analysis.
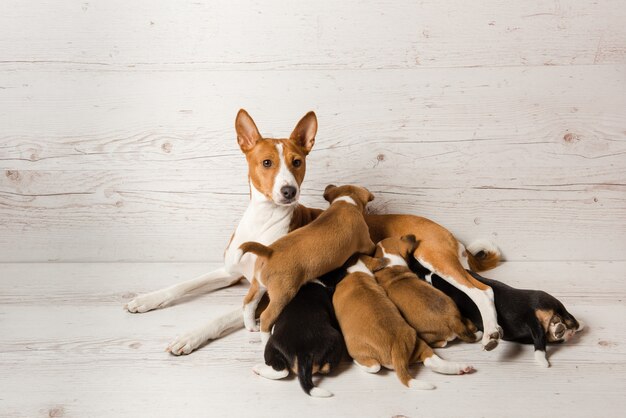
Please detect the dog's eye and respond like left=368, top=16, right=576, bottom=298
left=292, top=159, right=302, bottom=167
left=262, top=159, right=272, bottom=168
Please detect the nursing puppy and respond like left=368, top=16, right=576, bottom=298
left=374, top=235, right=480, bottom=348
left=237, top=184, right=376, bottom=343
left=334, top=257, right=474, bottom=390
left=421, top=268, right=584, bottom=367
left=253, top=282, right=344, bottom=398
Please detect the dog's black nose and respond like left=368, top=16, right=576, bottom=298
left=280, top=186, right=297, bottom=200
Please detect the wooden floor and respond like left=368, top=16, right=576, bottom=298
left=1, top=261, right=624, bottom=418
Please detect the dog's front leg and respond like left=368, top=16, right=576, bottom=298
left=414, top=251, right=502, bottom=351
left=242, top=279, right=266, bottom=331
left=167, top=307, right=244, bottom=355
left=125, top=266, right=242, bottom=313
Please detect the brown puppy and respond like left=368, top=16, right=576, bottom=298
left=374, top=235, right=480, bottom=350
left=334, top=257, right=474, bottom=389
left=237, top=184, right=376, bottom=344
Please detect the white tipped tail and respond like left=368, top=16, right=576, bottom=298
left=408, top=379, right=436, bottom=390
left=309, top=387, right=334, bottom=398
left=466, top=239, right=501, bottom=271
left=467, top=239, right=500, bottom=256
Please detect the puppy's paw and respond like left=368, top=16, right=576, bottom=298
left=458, top=364, right=476, bottom=374
left=353, top=359, right=381, bottom=373
left=260, top=331, right=270, bottom=346
left=243, top=316, right=259, bottom=332
left=534, top=350, right=550, bottom=368
left=253, top=363, right=289, bottom=380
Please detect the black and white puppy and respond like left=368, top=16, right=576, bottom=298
left=252, top=281, right=344, bottom=397
left=410, top=260, right=584, bottom=367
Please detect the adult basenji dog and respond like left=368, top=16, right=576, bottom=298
left=237, top=184, right=375, bottom=344
left=252, top=282, right=344, bottom=398
left=333, top=256, right=474, bottom=389
left=374, top=235, right=480, bottom=347
left=124, top=109, right=503, bottom=355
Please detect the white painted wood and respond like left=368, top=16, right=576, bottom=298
left=0, top=261, right=624, bottom=417
left=1, top=0, right=625, bottom=71
left=1, top=66, right=624, bottom=262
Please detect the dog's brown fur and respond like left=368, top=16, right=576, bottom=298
left=240, top=184, right=376, bottom=334
left=332, top=256, right=437, bottom=389
left=374, top=235, right=478, bottom=347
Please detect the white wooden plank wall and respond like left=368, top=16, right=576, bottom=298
left=1, top=1, right=625, bottom=262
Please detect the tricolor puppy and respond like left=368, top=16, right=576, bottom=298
left=334, top=257, right=474, bottom=390
left=253, top=282, right=344, bottom=398
left=237, top=184, right=376, bottom=344
left=374, top=235, right=480, bottom=348
left=424, top=269, right=584, bottom=367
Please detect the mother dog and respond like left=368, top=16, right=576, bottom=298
left=125, top=110, right=503, bottom=354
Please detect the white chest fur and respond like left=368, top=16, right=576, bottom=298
left=223, top=186, right=295, bottom=281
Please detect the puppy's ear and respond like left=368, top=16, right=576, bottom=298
left=323, top=184, right=337, bottom=202
left=235, top=109, right=262, bottom=153
left=361, top=255, right=389, bottom=273
left=290, top=111, right=317, bottom=155
left=401, top=234, right=419, bottom=254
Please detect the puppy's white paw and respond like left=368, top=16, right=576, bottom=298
left=253, top=363, right=289, bottom=380
left=243, top=312, right=259, bottom=332
left=125, top=290, right=172, bottom=313
left=166, top=332, right=205, bottom=356
left=354, top=359, right=381, bottom=373
left=534, top=350, right=550, bottom=368
left=260, top=331, right=270, bottom=346
left=458, top=364, right=475, bottom=374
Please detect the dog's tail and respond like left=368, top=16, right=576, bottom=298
left=297, top=355, right=333, bottom=398
left=391, top=342, right=435, bottom=390
left=239, top=241, right=273, bottom=260
left=466, top=239, right=501, bottom=272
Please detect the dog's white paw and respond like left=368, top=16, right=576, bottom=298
left=534, top=350, right=550, bottom=368
left=354, top=359, right=381, bottom=374
left=245, top=322, right=260, bottom=332
left=166, top=332, right=205, bottom=356
left=482, top=326, right=502, bottom=351
left=252, top=363, right=289, bottom=380
left=125, top=290, right=172, bottom=313
left=458, top=364, right=475, bottom=374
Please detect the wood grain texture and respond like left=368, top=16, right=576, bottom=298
left=0, top=261, right=624, bottom=417
left=1, top=66, right=625, bottom=261
left=1, top=0, right=625, bottom=71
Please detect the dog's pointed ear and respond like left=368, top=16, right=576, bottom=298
left=235, top=109, right=262, bottom=153
left=323, top=184, right=337, bottom=202
left=361, top=255, right=389, bottom=273
left=290, top=111, right=317, bottom=155
left=400, top=234, right=419, bottom=254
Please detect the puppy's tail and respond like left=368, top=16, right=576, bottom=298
left=466, top=239, right=501, bottom=272
left=239, top=241, right=273, bottom=259
left=297, top=355, right=333, bottom=398
left=391, top=343, right=434, bottom=390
